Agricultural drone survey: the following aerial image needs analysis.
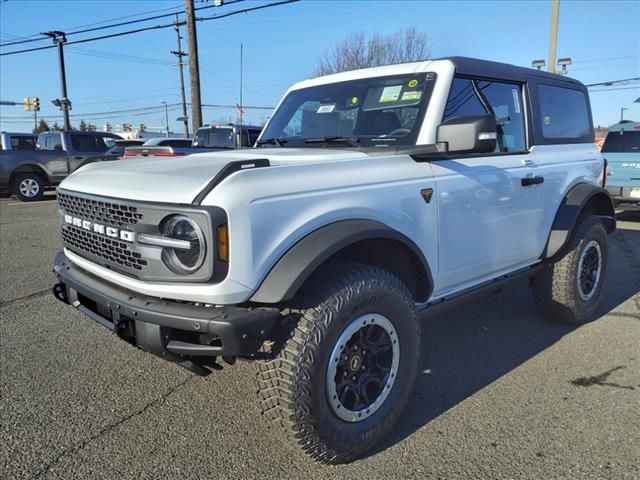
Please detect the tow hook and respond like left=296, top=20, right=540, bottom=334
left=52, top=282, right=69, bottom=304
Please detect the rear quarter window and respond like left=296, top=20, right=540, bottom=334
left=601, top=130, right=640, bottom=153
left=537, top=84, right=591, bottom=140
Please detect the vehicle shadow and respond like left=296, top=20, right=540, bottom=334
left=369, top=224, right=640, bottom=458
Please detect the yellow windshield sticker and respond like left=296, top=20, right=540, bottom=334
left=408, top=79, right=418, bottom=88
left=401, top=91, right=422, bottom=101
left=351, top=96, right=358, bottom=104
left=379, top=85, right=402, bottom=103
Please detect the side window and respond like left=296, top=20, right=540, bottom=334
left=248, top=129, right=261, bottom=146
left=70, top=134, right=109, bottom=152
left=537, top=84, right=590, bottom=140
left=443, top=77, right=527, bottom=153
left=10, top=137, right=36, bottom=150
left=43, top=134, right=55, bottom=150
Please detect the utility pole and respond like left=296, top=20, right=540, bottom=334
left=161, top=101, right=170, bottom=137
left=239, top=43, right=243, bottom=134
left=172, top=14, right=190, bottom=138
left=184, top=0, right=202, bottom=132
left=44, top=31, right=71, bottom=130
left=547, top=0, right=560, bottom=73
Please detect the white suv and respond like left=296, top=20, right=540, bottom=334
left=52, top=57, right=615, bottom=463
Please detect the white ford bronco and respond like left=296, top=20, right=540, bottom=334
left=52, top=57, right=615, bottom=463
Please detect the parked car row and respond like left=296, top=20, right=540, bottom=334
left=0, top=123, right=265, bottom=201
left=0, top=130, right=122, bottom=201
left=120, top=124, right=262, bottom=159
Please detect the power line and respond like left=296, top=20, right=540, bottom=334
left=0, top=0, right=246, bottom=48
left=1, top=102, right=275, bottom=122
left=586, top=77, right=640, bottom=87
left=589, top=86, right=640, bottom=92
left=0, top=1, right=298, bottom=57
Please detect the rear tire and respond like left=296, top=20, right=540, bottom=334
left=12, top=172, right=45, bottom=202
left=255, top=262, right=420, bottom=464
left=532, top=215, right=608, bottom=324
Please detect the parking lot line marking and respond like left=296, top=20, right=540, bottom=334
left=6, top=200, right=58, bottom=206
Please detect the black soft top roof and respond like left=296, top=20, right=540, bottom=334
left=439, top=56, right=585, bottom=87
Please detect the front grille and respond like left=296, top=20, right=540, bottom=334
left=62, top=225, right=148, bottom=271
left=57, top=188, right=218, bottom=283
left=58, top=192, right=143, bottom=228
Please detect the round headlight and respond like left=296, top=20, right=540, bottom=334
left=160, top=215, right=206, bottom=274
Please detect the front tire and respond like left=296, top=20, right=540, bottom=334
left=12, top=173, right=45, bottom=202
left=255, top=263, right=420, bottom=464
left=532, top=215, right=608, bottom=324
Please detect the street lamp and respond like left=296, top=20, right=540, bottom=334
left=160, top=101, right=169, bottom=137
left=620, top=107, right=628, bottom=123
left=557, top=57, right=572, bottom=75
left=531, top=59, right=546, bottom=71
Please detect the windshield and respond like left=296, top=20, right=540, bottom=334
left=260, top=73, right=436, bottom=148
left=602, top=130, right=640, bottom=153
left=193, top=127, right=235, bottom=148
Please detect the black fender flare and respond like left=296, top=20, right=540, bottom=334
left=543, top=183, right=615, bottom=259
left=250, top=219, right=434, bottom=304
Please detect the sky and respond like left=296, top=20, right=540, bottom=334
left=1, top=0, right=639, bottom=135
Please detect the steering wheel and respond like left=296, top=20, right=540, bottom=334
left=387, top=128, right=411, bottom=137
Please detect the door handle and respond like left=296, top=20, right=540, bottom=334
left=521, top=176, right=544, bottom=187
left=74, top=156, right=83, bottom=160
left=521, top=158, right=534, bottom=166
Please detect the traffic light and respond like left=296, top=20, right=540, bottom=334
left=104, top=122, right=112, bottom=133
left=139, top=123, right=146, bottom=133
left=89, top=124, right=96, bottom=132
left=33, top=97, right=40, bottom=111
left=23, top=97, right=31, bottom=111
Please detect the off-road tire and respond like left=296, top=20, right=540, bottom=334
left=12, top=172, right=45, bottom=202
left=255, top=262, right=420, bottom=464
left=532, top=215, right=608, bottom=324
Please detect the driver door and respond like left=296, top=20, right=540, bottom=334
left=431, top=77, right=546, bottom=296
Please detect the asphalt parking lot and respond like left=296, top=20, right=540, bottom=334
left=1, top=194, right=638, bottom=480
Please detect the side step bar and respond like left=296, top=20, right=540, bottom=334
left=417, top=265, right=543, bottom=317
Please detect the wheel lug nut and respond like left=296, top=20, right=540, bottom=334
left=352, top=376, right=356, bottom=381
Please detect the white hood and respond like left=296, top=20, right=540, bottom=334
left=59, top=148, right=370, bottom=204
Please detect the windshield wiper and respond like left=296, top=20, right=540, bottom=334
left=256, top=138, right=288, bottom=147
left=304, top=136, right=360, bottom=147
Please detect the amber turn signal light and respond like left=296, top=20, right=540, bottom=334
left=217, top=224, right=229, bottom=262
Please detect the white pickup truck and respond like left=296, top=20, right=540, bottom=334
left=52, top=57, right=615, bottom=463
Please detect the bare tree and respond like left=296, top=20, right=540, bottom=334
left=315, top=28, right=430, bottom=77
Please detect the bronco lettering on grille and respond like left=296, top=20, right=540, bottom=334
left=64, top=214, right=134, bottom=242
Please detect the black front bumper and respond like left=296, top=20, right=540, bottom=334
left=53, top=252, right=279, bottom=372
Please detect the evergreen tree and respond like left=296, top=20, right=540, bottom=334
left=33, top=119, right=50, bottom=134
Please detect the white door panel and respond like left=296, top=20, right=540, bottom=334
left=431, top=153, right=544, bottom=294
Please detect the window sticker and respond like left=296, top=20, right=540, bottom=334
left=316, top=104, right=335, bottom=113
left=544, top=115, right=551, bottom=125
left=401, top=91, right=422, bottom=101
left=512, top=88, right=521, bottom=114
left=351, top=96, right=359, bottom=105
left=379, top=85, right=402, bottom=103
left=408, top=79, right=418, bottom=88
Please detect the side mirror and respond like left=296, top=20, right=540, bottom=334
left=53, top=144, right=63, bottom=151
left=436, top=114, right=497, bottom=154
